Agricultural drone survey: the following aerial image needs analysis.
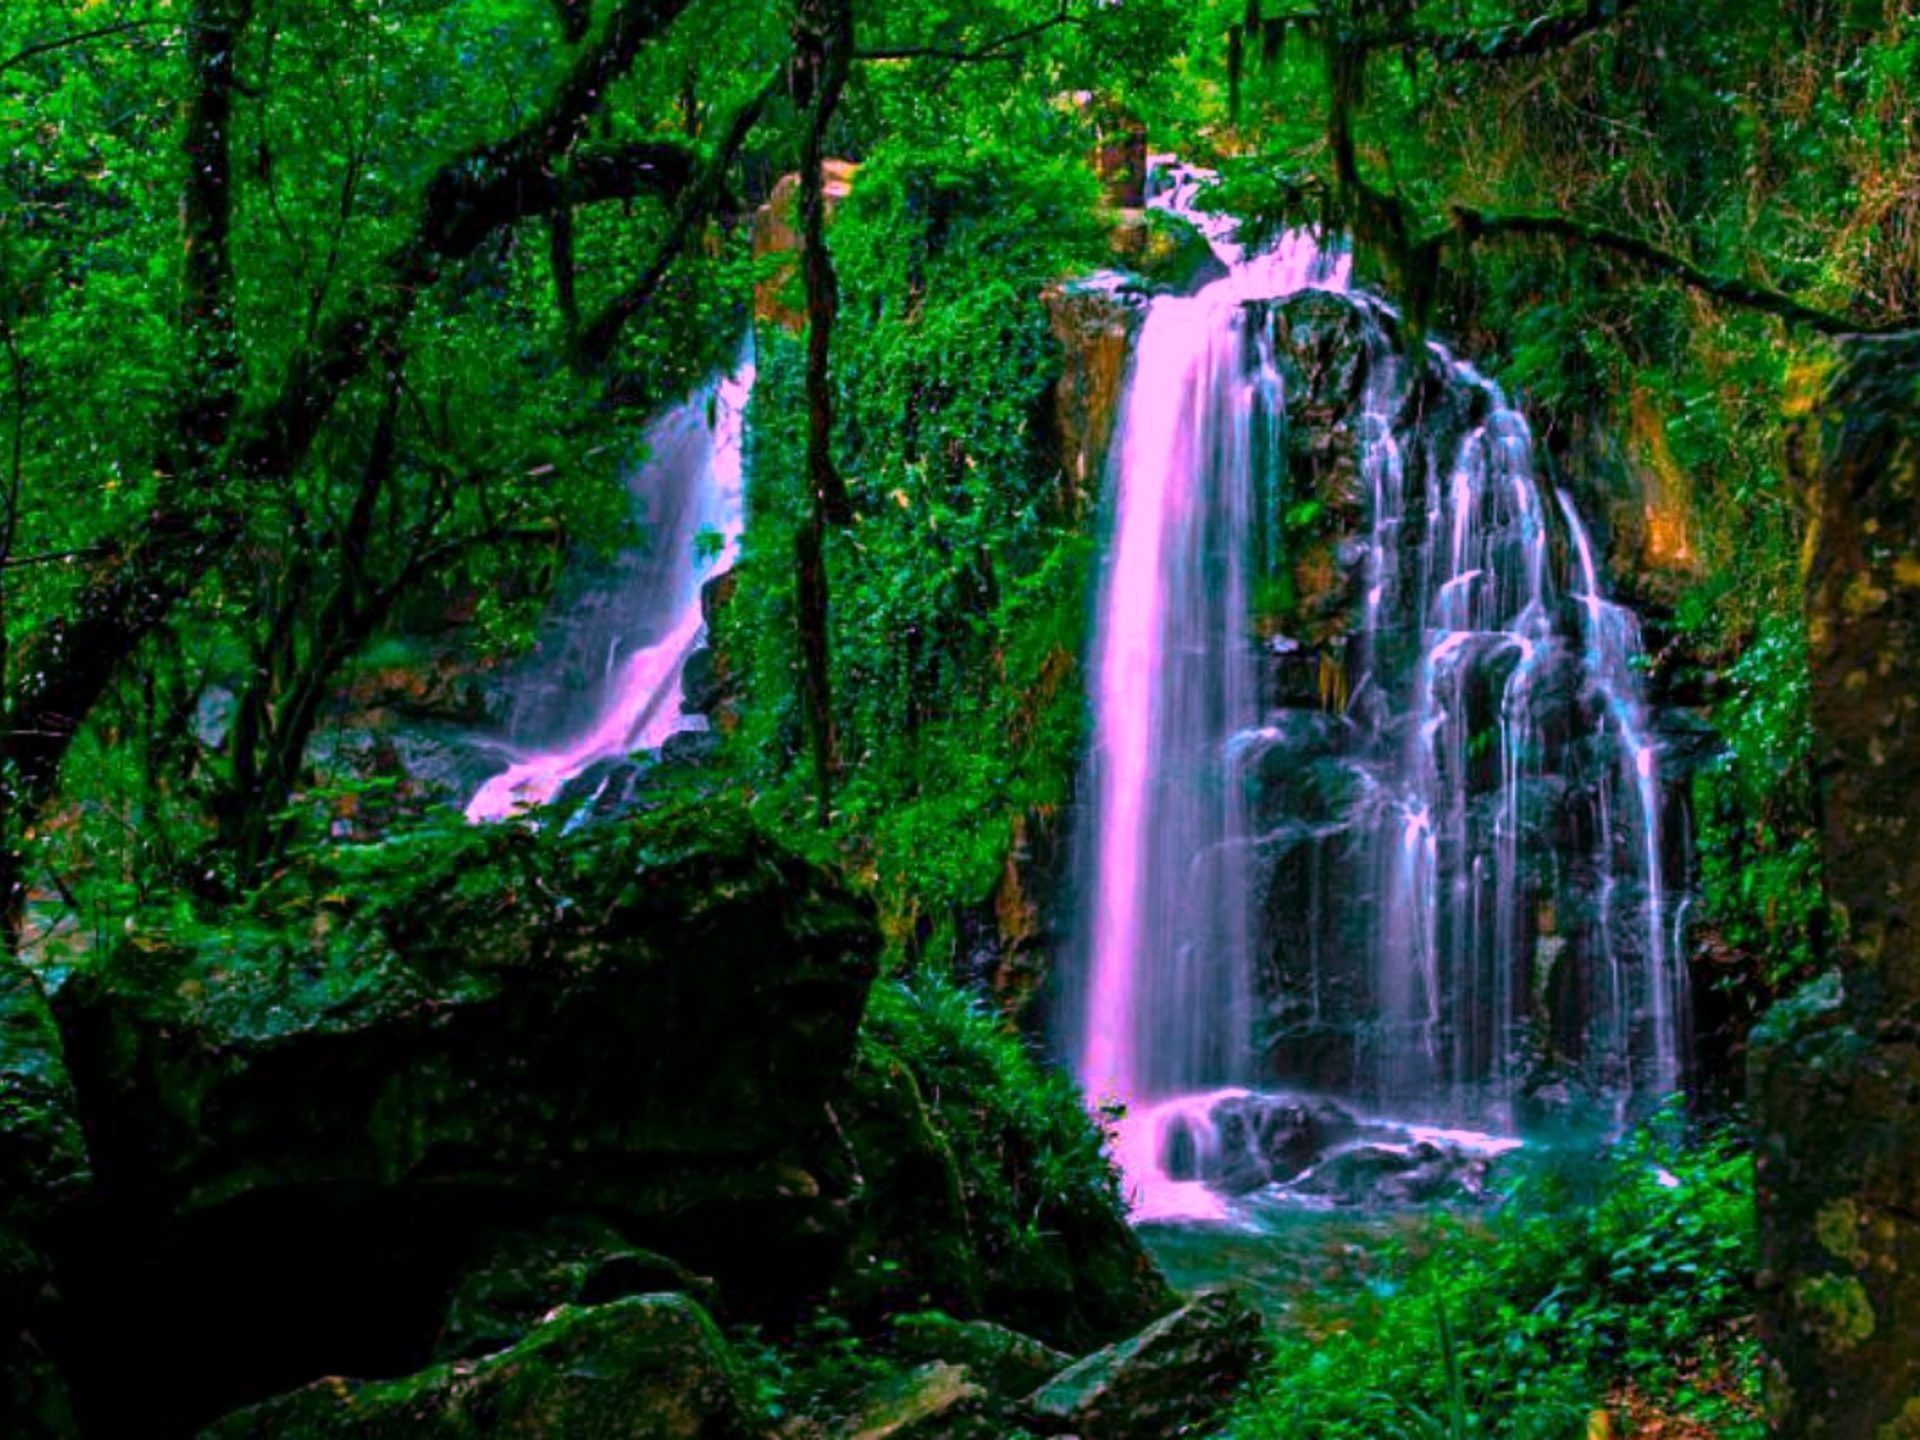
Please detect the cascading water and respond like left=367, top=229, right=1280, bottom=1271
left=1068, top=166, right=1685, bottom=1220
left=466, top=350, right=753, bottom=823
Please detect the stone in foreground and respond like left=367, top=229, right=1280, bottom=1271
left=198, top=1295, right=766, bottom=1440
left=890, top=1313, right=1071, bottom=1396
left=831, top=1363, right=992, bottom=1440
left=1023, top=1287, right=1262, bottom=1439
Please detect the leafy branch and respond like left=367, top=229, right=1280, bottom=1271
left=0, top=18, right=182, bottom=75
left=1439, top=207, right=1905, bottom=338
left=856, top=1, right=1085, bottom=65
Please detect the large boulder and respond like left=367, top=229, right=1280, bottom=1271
left=434, top=1217, right=716, bottom=1362
left=1022, top=1287, right=1263, bottom=1439
left=198, top=1295, right=767, bottom=1440
left=827, top=1363, right=992, bottom=1440
left=47, top=804, right=878, bottom=1436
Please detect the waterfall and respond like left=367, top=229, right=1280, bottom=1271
left=466, top=349, right=754, bottom=823
left=1069, top=167, right=1684, bottom=1218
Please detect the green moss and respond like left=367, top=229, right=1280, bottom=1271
left=720, top=137, right=1109, bottom=932
left=1876, top=1396, right=1920, bottom=1440
left=1795, top=1273, right=1877, bottom=1355
left=840, top=969, right=1170, bottom=1349
left=1816, top=1199, right=1868, bottom=1267
left=199, top=1295, right=764, bottom=1439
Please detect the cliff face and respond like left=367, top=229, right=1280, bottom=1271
left=1755, top=335, right=1920, bottom=1439
left=1042, top=278, right=1147, bottom=522
left=752, top=161, right=858, bottom=332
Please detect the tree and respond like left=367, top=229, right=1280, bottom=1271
left=0, top=0, right=790, bottom=916
left=1754, top=332, right=1920, bottom=1440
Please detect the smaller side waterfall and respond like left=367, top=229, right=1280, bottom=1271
left=467, top=351, right=753, bottom=822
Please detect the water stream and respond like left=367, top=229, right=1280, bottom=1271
left=466, top=350, right=753, bottom=822
left=1068, top=169, right=1685, bottom=1221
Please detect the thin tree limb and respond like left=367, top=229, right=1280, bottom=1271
left=0, top=19, right=180, bottom=75
left=1444, top=206, right=1909, bottom=337
left=573, top=71, right=780, bottom=367
left=1368, top=0, right=1640, bottom=63
left=856, top=3, right=1083, bottom=64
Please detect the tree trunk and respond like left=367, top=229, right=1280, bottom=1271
left=790, top=0, right=854, bottom=826
left=1754, top=332, right=1920, bottom=1436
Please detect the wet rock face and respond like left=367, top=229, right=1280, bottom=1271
left=1042, top=277, right=1147, bottom=519
left=1288, top=1141, right=1492, bottom=1207
left=1227, top=287, right=1692, bottom=1119
left=754, top=161, right=858, bottom=332
left=1150, top=1090, right=1503, bottom=1209
left=1756, top=335, right=1920, bottom=1439
left=1161, top=1094, right=1360, bottom=1193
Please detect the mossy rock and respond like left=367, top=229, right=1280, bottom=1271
left=1022, top=1287, right=1263, bottom=1440
left=197, top=1295, right=767, bottom=1440
left=888, top=1313, right=1069, bottom=1396
left=0, top=963, right=89, bottom=1238
left=829, top=1363, right=993, bottom=1440
left=436, top=1217, right=717, bottom=1361
left=46, top=801, right=878, bottom=1437
left=839, top=975, right=1173, bottom=1352
left=1109, top=210, right=1228, bottom=297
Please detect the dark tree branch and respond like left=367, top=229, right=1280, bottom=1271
left=1368, top=0, right=1640, bottom=63
left=419, top=137, right=695, bottom=258
left=792, top=0, right=855, bottom=829
left=856, top=2, right=1084, bottom=64
left=0, top=18, right=180, bottom=75
left=797, top=14, right=852, bottom=528
left=1443, top=206, right=1908, bottom=337
left=574, top=73, right=780, bottom=367
left=175, top=0, right=256, bottom=473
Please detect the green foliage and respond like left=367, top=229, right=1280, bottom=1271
left=860, top=966, right=1127, bottom=1270
left=729, top=1310, right=904, bottom=1427
left=1226, top=1127, right=1761, bottom=1439
left=1694, top=616, right=1824, bottom=992
left=723, top=128, right=1111, bottom=927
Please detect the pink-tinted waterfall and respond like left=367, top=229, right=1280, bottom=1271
left=1069, top=168, right=1685, bottom=1221
left=467, top=351, right=753, bottom=822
